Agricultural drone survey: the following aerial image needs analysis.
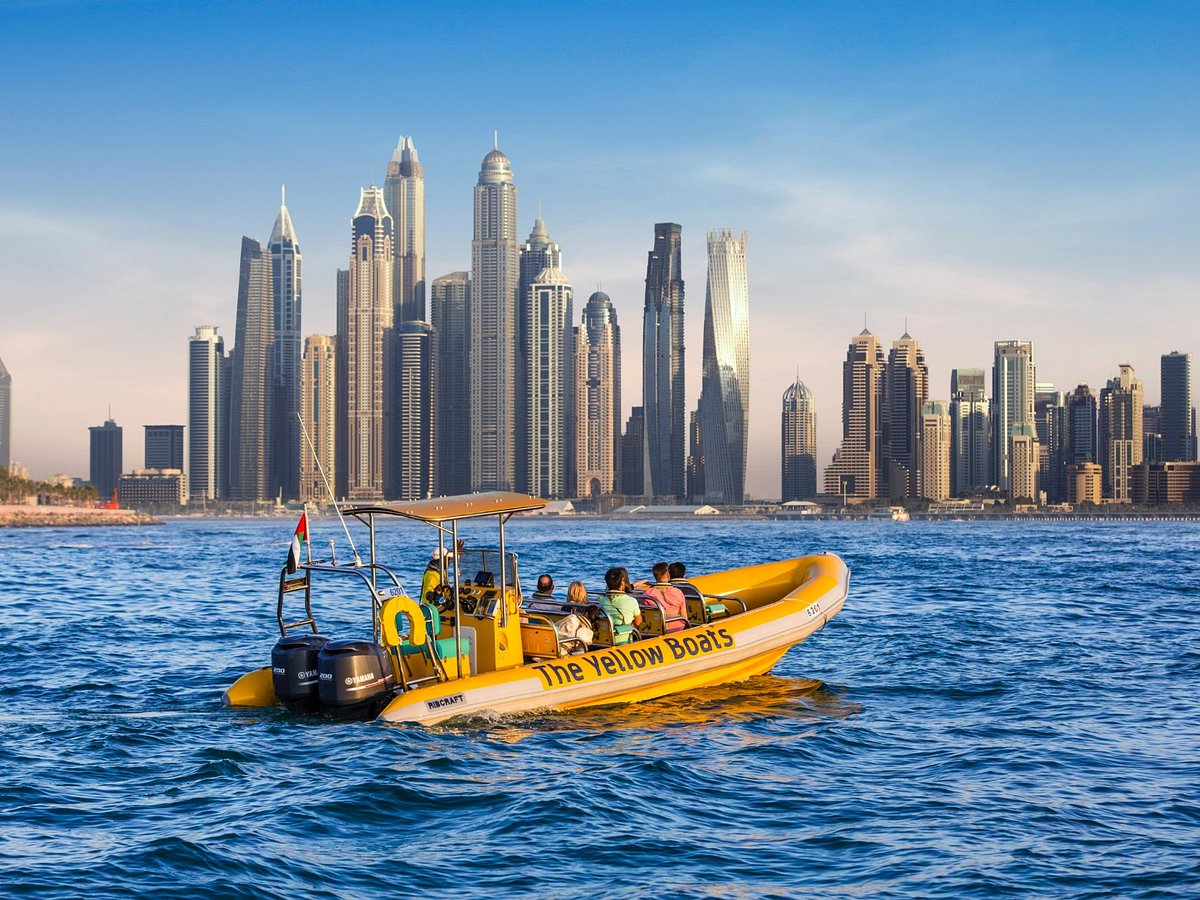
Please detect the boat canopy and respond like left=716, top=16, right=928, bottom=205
left=341, top=491, right=547, bottom=523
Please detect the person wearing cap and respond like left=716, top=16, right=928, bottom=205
left=421, top=541, right=464, bottom=605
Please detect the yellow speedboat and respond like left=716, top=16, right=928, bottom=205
left=223, top=492, right=850, bottom=726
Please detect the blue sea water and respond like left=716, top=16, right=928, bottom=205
left=1, top=517, right=1198, bottom=898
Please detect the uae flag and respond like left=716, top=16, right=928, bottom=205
left=286, top=513, right=308, bottom=573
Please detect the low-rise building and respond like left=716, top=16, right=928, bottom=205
left=117, top=468, right=187, bottom=510
left=1066, top=462, right=1102, bottom=505
left=1131, top=461, right=1200, bottom=505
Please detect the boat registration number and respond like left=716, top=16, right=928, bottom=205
left=805, top=603, right=822, bottom=618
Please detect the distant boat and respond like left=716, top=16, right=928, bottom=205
left=867, top=506, right=911, bottom=522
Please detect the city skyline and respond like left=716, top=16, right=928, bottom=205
left=2, top=4, right=1198, bottom=492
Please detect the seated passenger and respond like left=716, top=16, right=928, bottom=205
left=640, top=561, right=688, bottom=632
left=566, top=580, right=589, bottom=606
left=668, top=561, right=687, bottom=582
left=531, top=573, right=555, bottom=601
left=599, top=566, right=642, bottom=643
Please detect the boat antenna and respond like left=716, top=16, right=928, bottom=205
left=298, top=411, right=361, bottom=567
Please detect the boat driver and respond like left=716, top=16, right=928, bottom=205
left=422, top=540, right=464, bottom=605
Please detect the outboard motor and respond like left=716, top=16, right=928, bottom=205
left=317, top=639, right=396, bottom=718
left=271, top=633, right=329, bottom=712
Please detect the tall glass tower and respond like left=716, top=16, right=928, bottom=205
left=517, top=217, right=562, bottom=492
left=269, top=189, right=302, bottom=501
left=781, top=375, right=816, bottom=502
left=526, top=265, right=573, bottom=499
left=991, top=340, right=1036, bottom=493
left=188, top=326, right=225, bottom=501
left=431, top=272, right=471, bottom=495
left=1161, top=351, right=1194, bottom=462
left=883, top=331, right=929, bottom=499
left=642, top=223, right=685, bottom=501
left=228, top=236, right=275, bottom=501
left=385, top=136, right=425, bottom=324
left=345, top=186, right=394, bottom=500
left=696, top=230, right=750, bottom=505
left=470, top=144, right=519, bottom=491
left=824, top=329, right=885, bottom=500
left=950, top=368, right=989, bottom=497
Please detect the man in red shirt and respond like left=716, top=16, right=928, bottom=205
left=638, top=561, right=688, bottom=632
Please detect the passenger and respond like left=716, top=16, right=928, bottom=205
left=599, top=566, right=642, bottom=643
left=566, top=581, right=589, bottom=606
left=641, top=561, right=688, bottom=631
left=668, top=561, right=687, bottom=582
left=531, top=574, right=555, bottom=601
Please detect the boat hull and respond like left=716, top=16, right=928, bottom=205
left=376, top=553, right=849, bottom=725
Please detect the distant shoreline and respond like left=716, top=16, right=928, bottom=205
left=0, top=505, right=160, bottom=528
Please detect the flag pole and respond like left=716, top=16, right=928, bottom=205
left=298, top=412, right=361, bottom=567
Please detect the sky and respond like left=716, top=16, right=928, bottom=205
left=1, top=0, right=1197, bottom=494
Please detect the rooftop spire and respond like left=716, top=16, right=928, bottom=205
left=270, top=186, right=298, bottom=246
left=494, top=129, right=498, bottom=150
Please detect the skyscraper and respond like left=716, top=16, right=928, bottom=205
left=89, top=417, right=122, bottom=500
left=695, top=230, right=750, bottom=505
left=1099, top=364, right=1143, bottom=501
left=824, top=329, right=885, bottom=500
left=642, top=223, right=686, bottom=502
left=228, top=236, right=275, bottom=502
left=621, top=407, right=646, bottom=497
left=1066, top=383, right=1098, bottom=465
left=883, top=331, right=928, bottom=499
left=991, top=340, right=1036, bottom=493
left=517, top=218, right=563, bottom=493
left=0, top=352, right=11, bottom=472
left=394, top=322, right=435, bottom=501
left=269, top=189, right=302, bottom=502
left=334, top=268, right=350, bottom=499
left=1035, top=384, right=1067, bottom=503
left=188, top=325, right=225, bottom=502
left=431, top=272, right=471, bottom=495
left=950, top=368, right=989, bottom=497
left=1143, top=405, right=1163, bottom=464
left=574, top=291, right=621, bottom=499
left=299, top=334, right=336, bottom=503
left=144, top=425, right=184, bottom=470
left=920, top=400, right=952, bottom=502
left=781, top=375, right=817, bottom=502
left=526, top=265, right=573, bottom=499
left=1161, top=351, right=1193, bottom=462
left=385, top=136, right=426, bottom=324
left=686, top=406, right=704, bottom=503
left=470, top=144, right=519, bottom=492
left=344, top=186, right=394, bottom=501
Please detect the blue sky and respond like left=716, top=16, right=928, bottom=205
left=1, top=1, right=1197, bottom=493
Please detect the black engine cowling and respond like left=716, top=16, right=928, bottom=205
left=317, top=639, right=396, bottom=717
left=271, top=633, right=329, bottom=712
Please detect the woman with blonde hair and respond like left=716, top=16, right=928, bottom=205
left=566, top=580, right=589, bottom=605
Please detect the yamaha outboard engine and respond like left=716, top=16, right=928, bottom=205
left=271, top=633, right=329, bottom=712
left=317, top=639, right=396, bottom=718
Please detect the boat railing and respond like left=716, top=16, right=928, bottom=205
left=280, top=560, right=404, bottom=642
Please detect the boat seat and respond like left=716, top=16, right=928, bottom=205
left=521, top=615, right=561, bottom=660
left=398, top=602, right=470, bottom=659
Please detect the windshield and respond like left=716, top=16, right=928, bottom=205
left=452, top=548, right=520, bottom=594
